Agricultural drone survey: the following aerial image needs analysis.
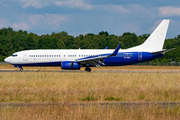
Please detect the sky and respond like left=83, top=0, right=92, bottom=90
left=0, top=0, right=180, bottom=38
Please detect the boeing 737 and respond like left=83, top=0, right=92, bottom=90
left=4, top=20, right=175, bottom=72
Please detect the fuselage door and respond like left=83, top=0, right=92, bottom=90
left=23, top=52, right=28, bottom=61
left=138, top=52, right=142, bottom=60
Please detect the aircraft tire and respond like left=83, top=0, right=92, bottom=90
left=20, top=68, right=23, bottom=72
left=87, top=68, right=91, bottom=72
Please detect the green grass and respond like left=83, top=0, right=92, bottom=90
left=104, top=96, right=122, bottom=101
left=80, top=92, right=98, bottom=101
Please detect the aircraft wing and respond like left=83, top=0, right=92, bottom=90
left=151, top=48, right=175, bottom=54
left=76, top=44, right=121, bottom=67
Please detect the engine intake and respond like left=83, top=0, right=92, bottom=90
left=61, top=61, right=80, bottom=70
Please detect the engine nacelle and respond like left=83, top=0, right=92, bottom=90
left=61, top=61, right=80, bottom=70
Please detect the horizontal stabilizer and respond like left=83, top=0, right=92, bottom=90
left=152, top=48, right=175, bottom=54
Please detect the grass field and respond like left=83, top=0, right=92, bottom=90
left=0, top=72, right=180, bottom=102
left=0, top=64, right=180, bottom=119
left=1, top=105, right=180, bottom=120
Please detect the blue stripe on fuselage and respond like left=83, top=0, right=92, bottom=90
left=103, top=52, right=153, bottom=66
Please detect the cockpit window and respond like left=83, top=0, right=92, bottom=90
left=11, top=54, right=18, bottom=57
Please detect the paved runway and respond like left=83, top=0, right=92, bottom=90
left=0, top=70, right=180, bottom=73
left=0, top=102, right=180, bottom=108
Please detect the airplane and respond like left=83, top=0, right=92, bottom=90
left=4, top=19, right=175, bottom=72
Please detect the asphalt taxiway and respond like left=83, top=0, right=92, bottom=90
left=0, top=102, right=180, bottom=108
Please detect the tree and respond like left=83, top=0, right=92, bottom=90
left=99, top=31, right=109, bottom=36
left=57, top=39, right=66, bottom=49
left=24, top=36, right=36, bottom=50
left=12, top=31, right=27, bottom=51
left=123, top=33, right=138, bottom=49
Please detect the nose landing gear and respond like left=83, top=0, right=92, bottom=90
left=20, top=68, right=23, bottom=72
left=14, top=66, right=23, bottom=72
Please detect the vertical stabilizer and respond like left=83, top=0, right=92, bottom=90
left=127, top=20, right=170, bottom=52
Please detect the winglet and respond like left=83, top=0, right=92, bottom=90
left=105, top=47, right=108, bottom=49
left=108, top=44, right=121, bottom=57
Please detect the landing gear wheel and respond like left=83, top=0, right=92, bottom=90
left=85, top=67, right=91, bottom=72
left=87, top=68, right=91, bottom=72
left=20, top=68, right=23, bottom=72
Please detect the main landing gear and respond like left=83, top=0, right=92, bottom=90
left=85, top=67, right=91, bottom=72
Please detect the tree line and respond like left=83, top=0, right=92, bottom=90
left=0, top=27, right=179, bottom=63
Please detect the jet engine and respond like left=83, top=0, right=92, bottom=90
left=61, top=61, right=80, bottom=70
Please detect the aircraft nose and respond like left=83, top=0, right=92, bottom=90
left=4, top=57, right=9, bottom=63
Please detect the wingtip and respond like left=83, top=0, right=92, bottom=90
left=109, top=44, right=121, bottom=56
